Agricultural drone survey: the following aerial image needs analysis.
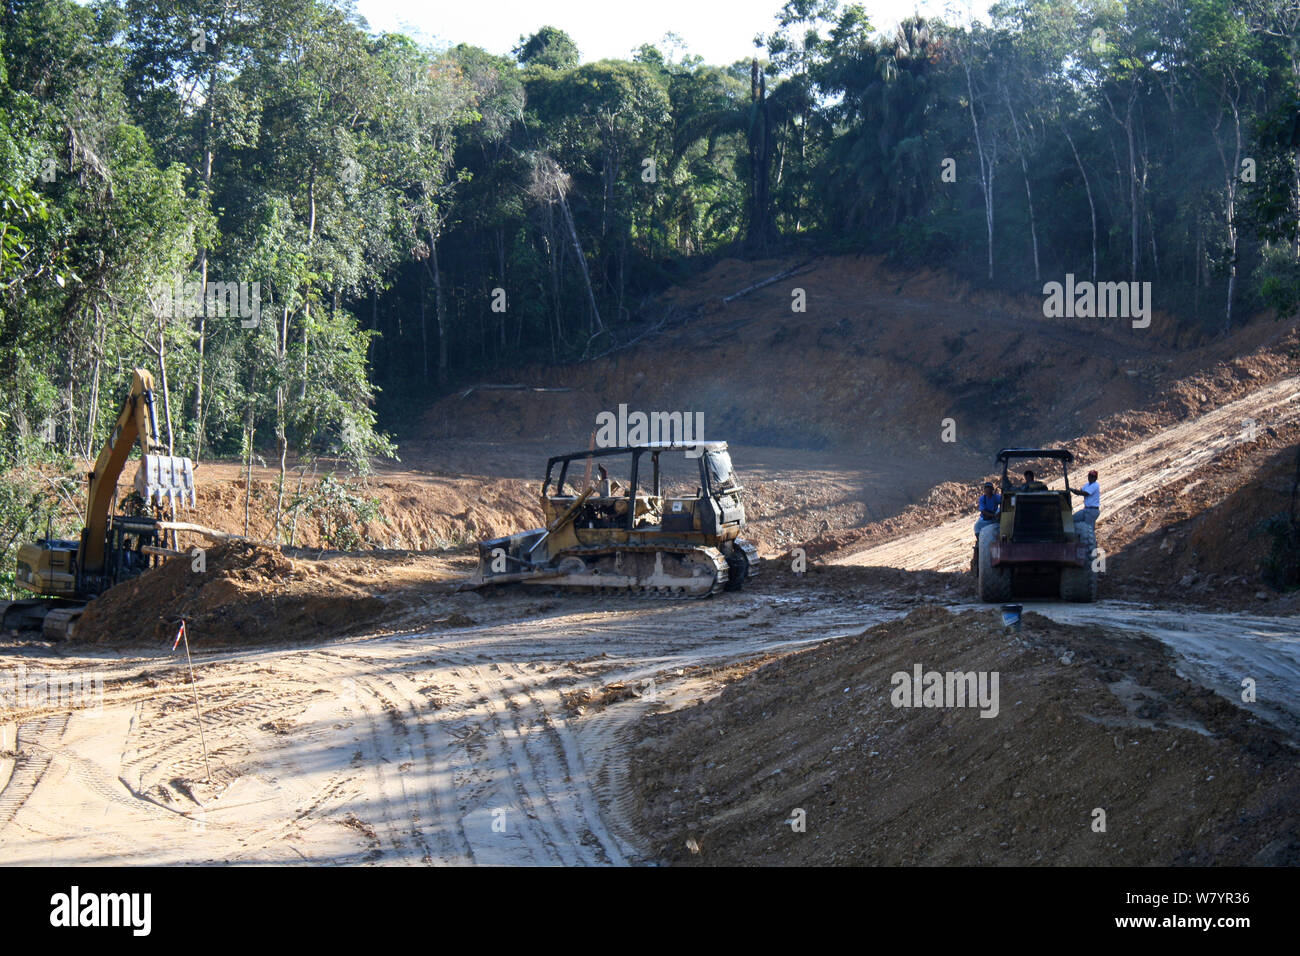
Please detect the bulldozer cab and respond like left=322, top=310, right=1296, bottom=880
left=542, top=442, right=742, bottom=538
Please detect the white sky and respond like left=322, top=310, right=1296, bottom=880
left=353, top=0, right=988, bottom=65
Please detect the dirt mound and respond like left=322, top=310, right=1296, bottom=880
left=74, top=541, right=385, bottom=648
left=628, top=606, right=1298, bottom=865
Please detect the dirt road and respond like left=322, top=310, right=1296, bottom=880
left=833, top=373, right=1300, bottom=572
left=0, top=586, right=895, bottom=865
left=2, top=574, right=1297, bottom=865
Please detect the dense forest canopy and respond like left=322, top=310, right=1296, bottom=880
left=3, top=0, right=1300, bottom=484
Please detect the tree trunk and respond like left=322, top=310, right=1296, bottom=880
left=273, top=304, right=289, bottom=538
left=243, top=364, right=256, bottom=538
left=747, top=60, right=773, bottom=251
left=1125, top=101, right=1139, bottom=280
left=194, top=301, right=206, bottom=459
left=288, top=462, right=310, bottom=547
left=158, top=327, right=174, bottom=455
left=555, top=193, right=603, bottom=334
left=193, top=43, right=219, bottom=463
left=274, top=435, right=287, bottom=542
left=498, top=227, right=508, bottom=353
left=419, top=268, right=428, bottom=382
left=1062, top=125, right=1097, bottom=282
left=963, top=55, right=995, bottom=281
left=429, top=230, right=448, bottom=384
left=300, top=171, right=316, bottom=402
left=1005, top=89, right=1040, bottom=283
left=85, top=303, right=104, bottom=458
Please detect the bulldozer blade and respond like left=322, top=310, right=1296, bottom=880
left=135, top=454, right=197, bottom=509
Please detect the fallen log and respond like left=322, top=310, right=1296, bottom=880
left=721, top=260, right=816, bottom=303
left=155, top=521, right=262, bottom=545
left=458, top=384, right=575, bottom=399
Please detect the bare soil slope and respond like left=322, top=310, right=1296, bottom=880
left=830, top=373, right=1300, bottom=610
left=185, top=463, right=540, bottom=551
left=423, top=254, right=1296, bottom=459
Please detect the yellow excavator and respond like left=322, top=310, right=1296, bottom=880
left=2, top=368, right=196, bottom=639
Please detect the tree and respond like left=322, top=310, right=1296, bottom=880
left=513, top=26, right=580, bottom=71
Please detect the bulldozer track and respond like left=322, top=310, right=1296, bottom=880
left=547, top=543, right=731, bottom=598
left=0, top=714, right=69, bottom=830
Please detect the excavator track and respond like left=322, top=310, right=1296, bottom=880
left=526, top=544, right=730, bottom=599
left=41, top=607, right=83, bottom=641
left=1, top=599, right=84, bottom=638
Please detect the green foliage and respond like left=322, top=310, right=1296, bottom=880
left=1257, top=244, right=1300, bottom=319
left=297, top=473, right=380, bottom=551
left=513, top=26, right=580, bottom=71
left=0, top=0, right=1297, bottom=489
left=0, top=465, right=79, bottom=597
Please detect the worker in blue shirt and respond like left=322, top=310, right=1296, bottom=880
left=975, top=481, right=1001, bottom=536
left=972, top=482, right=1002, bottom=573
left=1071, top=469, right=1101, bottom=527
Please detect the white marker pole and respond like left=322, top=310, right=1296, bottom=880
left=175, top=620, right=212, bottom=783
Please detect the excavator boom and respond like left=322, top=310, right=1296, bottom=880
left=80, top=369, right=194, bottom=574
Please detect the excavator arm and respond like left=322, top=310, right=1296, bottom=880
left=80, top=369, right=194, bottom=576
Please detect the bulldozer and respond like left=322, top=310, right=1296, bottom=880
left=465, top=441, right=759, bottom=598
left=3, top=368, right=197, bottom=639
left=976, top=447, right=1097, bottom=603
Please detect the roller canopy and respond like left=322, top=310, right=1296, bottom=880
left=995, top=448, right=1075, bottom=464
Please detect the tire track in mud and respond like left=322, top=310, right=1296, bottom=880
left=505, top=663, right=631, bottom=865
left=261, top=650, right=484, bottom=865
left=209, top=654, right=377, bottom=863
left=0, top=584, right=921, bottom=863
left=29, top=737, right=190, bottom=825
left=122, top=682, right=318, bottom=785
left=475, top=662, right=611, bottom=863
left=295, top=661, right=425, bottom=864
left=456, top=664, right=574, bottom=863
left=348, top=671, right=434, bottom=864
left=0, top=714, right=68, bottom=830
left=358, top=668, right=476, bottom=865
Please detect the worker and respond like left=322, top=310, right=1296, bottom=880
left=1071, top=469, right=1101, bottom=527
left=972, top=481, right=1002, bottom=574
left=974, top=482, right=1001, bottom=538
left=1020, top=470, right=1047, bottom=492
